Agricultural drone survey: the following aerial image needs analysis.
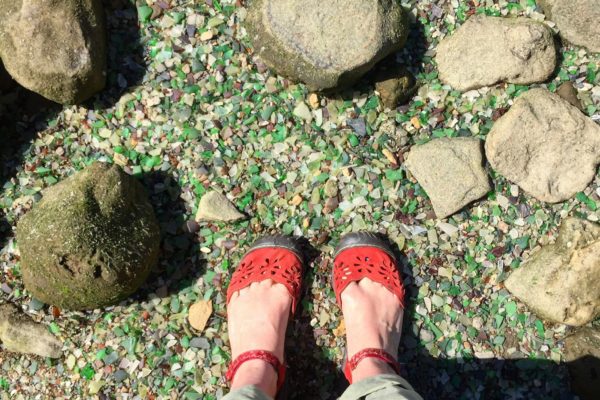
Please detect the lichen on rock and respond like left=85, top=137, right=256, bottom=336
left=16, top=162, right=160, bottom=310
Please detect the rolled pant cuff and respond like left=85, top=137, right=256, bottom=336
left=339, top=374, right=423, bottom=400
left=221, top=385, right=272, bottom=400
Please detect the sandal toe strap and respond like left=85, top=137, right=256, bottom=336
left=333, top=246, right=405, bottom=308
left=226, top=247, right=303, bottom=313
left=226, top=350, right=286, bottom=391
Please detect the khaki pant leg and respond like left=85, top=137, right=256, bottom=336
left=339, top=374, right=423, bottom=400
left=222, top=386, right=273, bottom=400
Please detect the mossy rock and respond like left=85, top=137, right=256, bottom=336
left=16, top=162, right=160, bottom=310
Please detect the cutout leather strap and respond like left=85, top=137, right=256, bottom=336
left=226, top=350, right=287, bottom=391
left=333, top=246, right=405, bottom=308
left=226, top=247, right=303, bottom=313
left=344, top=348, right=401, bottom=384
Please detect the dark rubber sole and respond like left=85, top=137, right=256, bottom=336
left=245, top=234, right=306, bottom=265
left=334, top=232, right=397, bottom=260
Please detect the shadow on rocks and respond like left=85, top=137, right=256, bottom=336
left=336, top=14, right=429, bottom=106
left=0, top=61, right=62, bottom=249
left=286, top=234, right=589, bottom=400
left=397, top=251, right=582, bottom=400
left=93, top=0, right=147, bottom=109
left=129, top=170, right=206, bottom=302
left=284, top=241, right=345, bottom=400
left=0, top=0, right=147, bottom=248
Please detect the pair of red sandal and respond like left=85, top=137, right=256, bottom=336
left=225, top=233, right=405, bottom=393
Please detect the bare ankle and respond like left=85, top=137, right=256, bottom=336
left=231, top=360, right=278, bottom=397
left=350, top=358, right=397, bottom=382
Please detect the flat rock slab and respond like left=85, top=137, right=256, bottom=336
left=540, top=0, right=600, bottom=53
left=0, top=303, right=62, bottom=358
left=404, top=137, right=491, bottom=219
left=564, top=327, right=600, bottom=400
left=436, top=15, right=556, bottom=91
left=505, top=218, right=600, bottom=326
left=485, top=88, right=600, bottom=203
left=246, top=0, right=409, bottom=91
left=195, top=191, right=246, bottom=222
left=0, top=0, right=106, bottom=104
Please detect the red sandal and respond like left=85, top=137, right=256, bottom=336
left=333, top=232, right=405, bottom=384
left=225, top=235, right=304, bottom=393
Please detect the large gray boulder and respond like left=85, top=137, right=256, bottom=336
left=16, top=162, right=160, bottom=310
left=436, top=15, right=557, bottom=91
left=246, top=0, right=409, bottom=91
left=404, top=137, right=491, bottom=219
left=0, top=0, right=106, bottom=104
left=505, top=218, right=600, bottom=326
left=564, top=327, right=600, bottom=400
left=485, top=88, right=600, bottom=203
left=539, top=0, right=600, bottom=53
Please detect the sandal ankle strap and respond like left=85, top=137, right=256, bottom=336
left=344, top=348, right=401, bottom=383
left=226, top=350, right=287, bottom=392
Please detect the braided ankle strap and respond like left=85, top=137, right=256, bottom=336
left=226, top=350, right=287, bottom=391
left=344, top=348, right=401, bottom=383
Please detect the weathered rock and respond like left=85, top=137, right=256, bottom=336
left=375, top=65, right=417, bottom=109
left=539, top=0, right=600, bottom=53
left=16, top=162, right=160, bottom=310
left=0, top=0, right=106, bottom=104
left=404, top=137, right=491, bottom=219
left=246, top=0, right=409, bottom=91
left=564, top=327, right=600, bottom=400
left=505, top=218, right=600, bottom=326
left=485, top=88, right=600, bottom=203
left=0, top=303, right=62, bottom=358
left=556, top=81, right=583, bottom=111
left=195, top=191, right=246, bottom=222
left=436, top=15, right=557, bottom=91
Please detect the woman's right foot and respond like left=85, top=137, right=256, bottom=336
left=333, top=233, right=405, bottom=382
left=341, top=278, right=404, bottom=381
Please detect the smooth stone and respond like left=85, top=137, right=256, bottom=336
left=556, top=81, right=583, bottom=111
left=436, top=15, right=557, bottom=91
left=246, top=0, right=409, bottom=90
left=195, top=191, right=246, bottom=222
left=0, top=303, right=62, bottom=358
left=374, top=64, right=417, bottom=109
left=539, top=0, right=600, bottom=53
left=485, top=88, right=600, bottom=203
left=0, top=0, right=106, bottom=104
left=405, top=137, right=491, bottom=219
left=505, top=218, right=600, bottom=326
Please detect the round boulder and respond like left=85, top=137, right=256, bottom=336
left=246, top=0, right=409, bottom=91
left=16, top=162, right=160, bottom=310
left=0, top=0, right=106, bottom=104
